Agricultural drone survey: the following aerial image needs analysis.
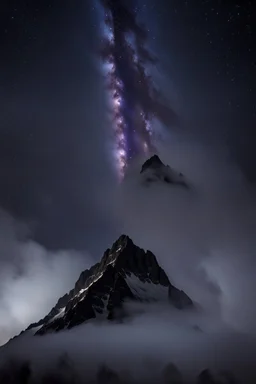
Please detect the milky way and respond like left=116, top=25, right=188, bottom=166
left=99, top=0, right=177, bottom=179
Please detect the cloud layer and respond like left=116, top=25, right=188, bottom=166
left=0, top=210, right=93, bottom=346
left=1, top=302, right=256, bottom=383
left=117, top=134, right=256, bottom=335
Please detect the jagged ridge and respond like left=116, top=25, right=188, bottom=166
left=27, top=235, right=192, bottom=336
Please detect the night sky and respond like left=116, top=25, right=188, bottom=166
left=0, top=0, right=255, bottom=252
left=0, top=0, right=116, bottom=253
left=0, top=0, right=256, bottom=346
left=157, top=0, right=256, bottom=179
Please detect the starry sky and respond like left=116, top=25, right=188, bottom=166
left=0, top=0, right=255, bottom=253
left=157, top=0, right=256, bottom=181
left=98, top=0, right=177, bottom=179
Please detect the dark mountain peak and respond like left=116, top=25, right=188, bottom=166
left=24, top=235, right=192, bottom=336
left=110, top=234, right=134, bottom=253
left=140, top=155, right=188, bottom=188
left=95, top=234, right=170, bottom=287
left=140, top=154, right=164, bottom=173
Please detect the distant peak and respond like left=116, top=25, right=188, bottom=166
left=140, top=154, right=164, bottom=173
left=140, top=155, right=188, bottom=188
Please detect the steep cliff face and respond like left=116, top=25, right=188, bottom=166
left=26, top=235, right=192, bottom=336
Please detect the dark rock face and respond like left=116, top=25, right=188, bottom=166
left=26, top=235, right=192, bottom=336
left=140, top=154, right=165, bottom=173
left=140, top=154, right=188, bottom=188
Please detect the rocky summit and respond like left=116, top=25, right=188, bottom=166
left=26, top=234, right=192, bottom=336
left=140, top=154, right=188, bottom=188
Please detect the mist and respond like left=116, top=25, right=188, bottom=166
left=118, top=133, right=256, bottom=335
left=1, top=300, right=256, bottom=383
left=0, top=209, right=93, bottom=346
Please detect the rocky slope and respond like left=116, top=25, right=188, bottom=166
left=26, top=234, right=192, bottom=336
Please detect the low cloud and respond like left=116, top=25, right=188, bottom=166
left=0, top=209, right=93, bottom=346
left=117, top=134, right=256, bottom=335
left=1, top=302, right=256, bottom=383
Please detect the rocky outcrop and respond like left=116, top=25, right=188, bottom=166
left=140, top=154, right=166, bottom=173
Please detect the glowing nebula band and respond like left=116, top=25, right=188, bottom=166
left=98, top=0, right=176, bottom=179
